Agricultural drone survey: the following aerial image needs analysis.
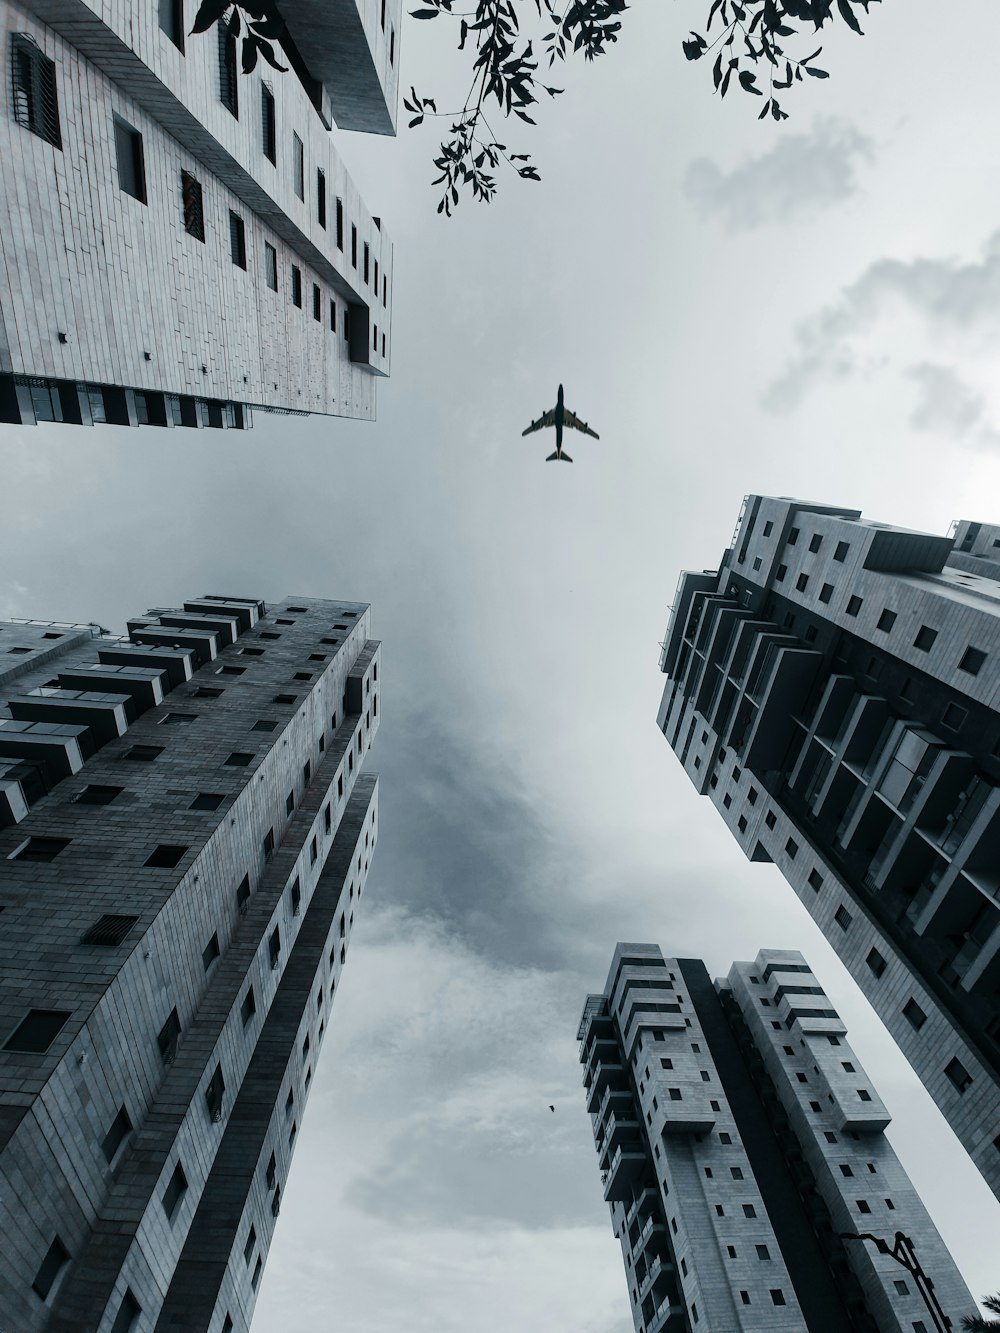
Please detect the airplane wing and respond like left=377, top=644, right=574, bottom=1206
left=563, top=409, right=599, bottom=439
left=522, top=408, right=556, bottom=436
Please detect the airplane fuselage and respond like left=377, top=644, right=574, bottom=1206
left=554, top=383, right=564, bottom=452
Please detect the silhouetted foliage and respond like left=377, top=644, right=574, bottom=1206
left=963, top=1293, right=1000, bottom=1331
left=683, top=0, right=879, bottom=122
left=191, top=1, right=288, bottom=75
left=406, top=0, right=627, bottom=213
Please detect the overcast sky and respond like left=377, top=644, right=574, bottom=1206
left=4, top=0, right=1000, bottom=1326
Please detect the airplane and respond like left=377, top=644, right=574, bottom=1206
left=521, top=384, right=599, bottom=462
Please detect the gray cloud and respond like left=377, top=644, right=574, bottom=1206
left=683, top=118, right=873, bottom=232
left=765, top=230, right=1000, bottom=413
left=907, top=362, right=1000, bottom=450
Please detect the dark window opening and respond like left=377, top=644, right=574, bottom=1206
left=81, top=914, right=139, bottom=946
left=219, top=19, right=238, bottom=116
left=12, top=35, right=62, bottom=148
left=32, top=1236, right=69, bottom=1300
left=229, top=211, right=247, bottom=269
left=4, top=1008, right=70, bottom=1053
left=114, top=117, right=146, bottom=201
left=162, top=1160, right=188, bottom=1219
left=145, top=844, right=188, bottom=869
left=181, top=171, right=205, bottom=241
left=261, top=83, right=276, bottom=162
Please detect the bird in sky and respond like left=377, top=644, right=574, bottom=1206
left=521, top=384, right=599, bottom=462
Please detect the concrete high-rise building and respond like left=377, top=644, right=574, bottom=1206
left=657, top=497, right=1000, bottom=1199
left=579, top=944, right=977, bottom=1333
left=1, top=0, right=398, bottom=430
left=0, top=595, right=380, bottom=1331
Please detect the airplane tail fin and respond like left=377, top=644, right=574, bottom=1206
left=546, top=451, right=573, bottom=463
left=560, top=452, right=573, bottom=463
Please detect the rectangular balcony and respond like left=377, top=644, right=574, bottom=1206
left=602, top=1142, right=647, bottom=1203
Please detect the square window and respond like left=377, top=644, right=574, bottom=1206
left=941, top=702, right=968, bottom=732
left=225, top=752, right=254, bottom=767
left=102, top=1105, right=132, bottom=1163
left=959, top=646, right=987, bottom=675
left=269, top=927, right=281, bottom=969
left=770, top=1290, right=786, bottom=1307
left=866, top=948, right=886, bottom=977
left=290, top=877, right=301, bottom=915
left=161, top=711, right=197, bottom=725
left=808, top=533, right=822, bottom=553
left=294, top=672, right=312, bottom=681
left=292, top=132, right=304, bottom=199
left=205, top=1063, right=225, bottom=1121
left=4, top=1008, right=70, bottom=1053
left=788, top=527, right=799, bottom=545
left=748, top=787, right=758, bottom=805
left=731, top=1166, right=743, bottom=1180
left=756, top=1244, right=770, bottom=1260
left=719, top=1131, right=732, bottom=1144
left=194, top=686, right=223, bottom=699
left=81, top=913, right=139, bottom=946
left=795, top=573, right=809, bottom=592
left=835, top=905, right=852, bottom=930
left=236, top=874, right=251, bottom=914
left=842, top=1061, right=855, bottom=1073
left=12, top=34, right=62, bottom=148
left=763, top=520, right=773, bottom=537
left=796, top=1072, right=808, bottom=1084
left=825, top=1131, right=838, bottom=1143
left=857, top=1199, right=871, bottom=1214
left=807, top=869, right=823, bottom=892
left=274, top=693, right=296, bottom=705
left=819, top=582, right=833, bottom=603
left=846, top=595, right=863, bottom=617
left=162, top=1161, right=188, bottom=1220
left=742, top=1203, right=756, bottom=1218
left=114, top=116, right=146, bottom=202
left=877, top=609, right=897, bottom=632
left=253, top=720, right=278, bottom=733
left=903, top=998, right=926, bottom=1030
left=839, top=1163, right=853, bottom=1177
left=158, top=1008, right=181, bottom=1063
left=785, top=837, right=799, bottom=858
left=775, top=563, right=787, bottom=582
left=737, top=815, right=747, bottom=833
left=668, top=1088, right=682, bottom=1101
left=241, top=987, right=256, bottom=1026
left=740, top=1291, right=751, bottom=1306
left=11, top=835, right=69, bottom=862
left=913, top=626, right=938, bottom=652
left=218, top=665, right=245, bottom=676
left=32, top=1236, right=69, bottom=1300
left=765, top=811, right=776, bottom=829
left=229, top=211, right=247, bottom=268
left=190, top=793, right=225, bottom=811
left=810, top=1100, right=821, bottom=1112
left=945, top=1056, right=972, bottom=1093
left=124, top=743, right=161, bottom=764
left=144, top=844, right=188, bottom=869
left=834, top=541, right=850, bottom=562
left=263, top=829, right=275, bottom=859
left=202, top=932, right=220, bottom=970
left=858, top=1089, right=872, bottom=1102
left=894, top=1280, right=908, bottom=1296
left=286, top=791, right=294, bottom=816
left=181, top=170, right=205, bottom=240
left=752, top=557, right=762, bottom=572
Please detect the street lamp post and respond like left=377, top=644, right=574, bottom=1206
left=840, top=1230, right=953, bottom=1332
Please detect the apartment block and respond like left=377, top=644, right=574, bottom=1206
left=1, top=0, right=399, bottom=430
left=0, top=594, right=380, bottom=1331
left=579, top=944, right=977, bottom=1332
left=657, top=497, right=1000, bottom=1199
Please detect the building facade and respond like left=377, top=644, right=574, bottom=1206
left=579, top=944, right=977, bottom=1333
left=1, top=0, right=398, bottom=430
left=657, top=497, right=1000, bottom=1199
left=0, top=595, right=380, bottom=1332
